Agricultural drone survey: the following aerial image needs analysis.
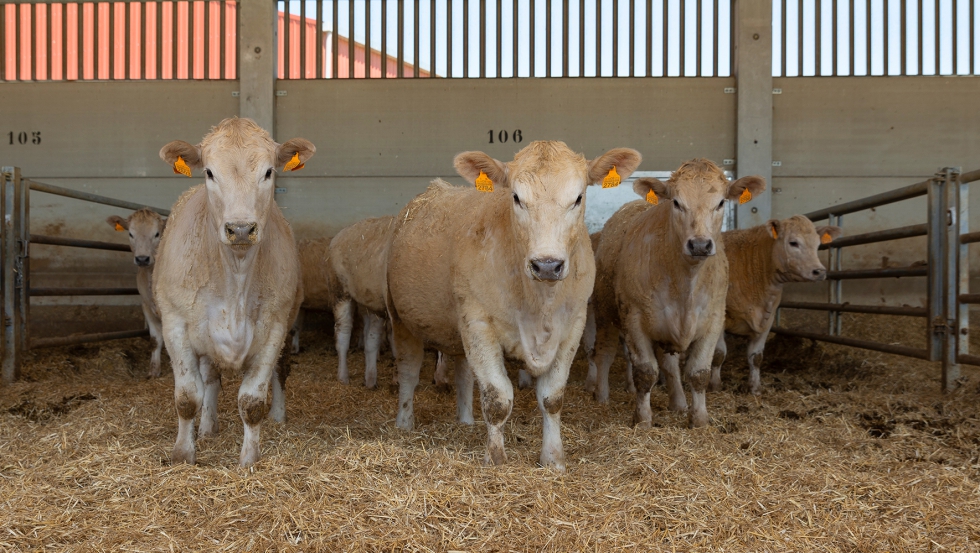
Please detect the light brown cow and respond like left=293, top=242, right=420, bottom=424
left=386, top=141, right=641, bottom=469
left=155, top=117, right=313, bottom=466
left=329, top=215, right=396, bottom=389
left=107, top=208, right=167, bottom=377
left=291, top=237, right=338, bottom=354
left=709, top=216, right=842, bottom=394
left=591, top=159, right=765, bottom=428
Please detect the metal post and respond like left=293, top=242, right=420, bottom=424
left=2, top=167, right=24, bottom=384
left=827, top=213, right=842, bottom=335
left=956, top=168, right=970, bottom=365
left=238, top=0, right=276, bottom=133
left=941, top=167, right=962, bottom=391
left=927, top=172, right=945, bottom=363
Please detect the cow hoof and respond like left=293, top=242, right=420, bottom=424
left=626, top=384, right=637, bottom=394
left=749, top=386, right=762, bottom=396
left=290, top=345, right=300, bottom=355
left=632, top=413, right=652, bottom=429
left=540, top=456, right=566, bottom=472
left=434, top=382, right=452, bottom=395
left=483, top=447, right=508, bottom=466
left=708, top=381, right=722, bottom=393
left=198, top=422, right=220, bottom=439
left=584, top=380, right=596, bottom=394
left=592, top=391, right=609, bottom=404
left=517, top=374, right=533, bottom=390
left=689, top=411, right=710, bottom=428
left=395, top=413, right=414, bottom=431
left=171, top=446, right=196, bottom=465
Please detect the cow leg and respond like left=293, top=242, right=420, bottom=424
left=432, top=351, right=452, bottom=392
left=270, top=329, right=293, bottom=423
left=392, top=319, right=425, bottom=430
left=362, top=311, right=384, bottom=390
left=590, top=323, right=619, bottom=404
left=684, top=333, right=718, bottom=428
left=625, top=331, right=659, bottom=428
left=198, top=356, right=221, bottom=438
left=454, top=355, right=475, bottom=425
left=238, top=325, right=287, bottom=467
left=166, top=323, right=203, bottom=464
left=709, top=332, right=728, bottom=392
left=145, top=306, right=164, bottom=378
left=333, top=299, right=354, bottom=384
left=536, top=344, right=574, bottom=471
left=478, top=368, right=513, bottom=466
left=661, top=352, right=688, bottom=414
left=583, top=304, right=598, bottom=394
left=290, top=308, right=304, bottom=354
left=623, top=339, right=636, bottom=393
left=746, top=331, right=767, bottom=396
left=517, top=369, right=533, bottom=390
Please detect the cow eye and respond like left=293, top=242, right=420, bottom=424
left=717, top=199, right=725, bottom=210
left=672, top=199, right=682, bottom=210
left=128, top=232, right=133, bottom=238
left=574, top=194, right=583, bottom=207
left=155, top=232, right=160, bottom=238
left=205, top=169, right=214, bottom=180
left=513, top=193, right=521, bottom=206
left=264, top=169, right=273, bottom=180
left=789, top=240, right=800, bottom=247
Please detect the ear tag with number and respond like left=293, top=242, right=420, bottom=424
left=646, top=190, right=659, bottom=205
left=739, top=188, right=753, bottom=204
left=114, top=223, right=125, bottom=232
left=284, top=152, right=305, bottom=172
left=602, top=166, right=621, bottom=188
left=821, top=232, right=833, bottom=244
left=173, top=156, right=192, bottom=177
left=770, top=226, right=778, bottom=239
left=475, top=170, right=494, bottom=192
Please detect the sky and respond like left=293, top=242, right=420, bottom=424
left=281, top=0, right=979, bottom=78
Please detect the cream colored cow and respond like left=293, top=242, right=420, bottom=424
left=155, top=117, right=313, bottom=467
left=710, top=216, right=842, bottom=394
left=591, top=159, right=765, bottom=428
left=107, top=208, right=167, bottom=378
left=385, top=141, right=641, bottom=469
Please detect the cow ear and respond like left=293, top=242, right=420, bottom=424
left=454, top=151, right=508, bottom=191
left=277, top=138, right=316, bottom=171
left=159, top=217, right=169, bottom=234
left=767, top=219, right=780, bottom=240
left=107, top=215, right=128, bottom=231
left=160, top=140, right=202, bottom=176
left=816, top=225, right=842, bottom=244
left=633, top=178, right=671, bottom=205
left=587, top=148, right=642, bottom=186
left=726, top=175, right=767, bottom=203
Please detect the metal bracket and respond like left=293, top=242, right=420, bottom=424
left=722, top=159, right=735, bottom=166
left=276, top=90, right=288, bottom=97
left=723, top=87, right=736, bottom=94
left=231, top=91, right=240, bottom=97
left=772, top=161, right=782, bottom=167
left=275, top=187, right=288, bottom=194
left=772, top=88, right=783, bottom=94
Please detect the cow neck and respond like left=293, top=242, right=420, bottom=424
left=727, top=225, right=784, bottom=312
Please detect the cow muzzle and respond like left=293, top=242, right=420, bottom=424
left=225, top=221, right=258, bottom=248
left=809, top=267, right=827, bottom=281
left=685, top=237, right=715, bottom=259
left=529, top=257, right=567, bottom=282
left=134, top=255, right=152, bottom=267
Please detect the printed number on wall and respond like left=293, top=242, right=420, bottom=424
left=7, top=132, right=41, bottom=145
left=487, top=130, right=523, bottom=144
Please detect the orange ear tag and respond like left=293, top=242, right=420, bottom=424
left=770, top=226, right=778, bottom=239
left=739, top=188, right=752, bottom=204
left=602, top=166, right=621, bottom=188
left=475, top=170, right=494, bottom=193
left=173, top=156, right=191, bottom=177
left=646, top=190, right=658, bottom=205
left=114, top=223, right=125, bottom=232
left=284, top=152, right=304, bottom=171
left=821, top=232, right=833, bottom=244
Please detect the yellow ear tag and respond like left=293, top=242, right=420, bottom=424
left=646, top=189, right=658, bottom=205
left=475, top=170, right=494, bottom=193
left=284, top=152, right=304, bottom=172
left=821, top=232, right=833, bottom=245
left=173, top=156, right=191, bottom=177
left=602, top=166, right=621, bottom=188
left=114, top=223, right=125, bottom=232
left=739, top=188, right=752, bottom=204
left=770, top=226, right=778, bottom=239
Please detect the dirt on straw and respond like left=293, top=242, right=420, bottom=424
left=1, top=311, right=980, bottom=552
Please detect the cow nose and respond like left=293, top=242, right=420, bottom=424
left=134, top=256, right=151, bottom=266
left=224, top=222, right=258, bottom=246
left=529, top=257, right=566, bottom=281
left=812, top=267, right=827, bottom=280
left=686, top=237, right=714, bottom=257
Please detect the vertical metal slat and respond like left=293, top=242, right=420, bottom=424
left=866, top=0, right=871, bottom=75
left=124, top=0, right=130, bottom=78
left=562, top=0, right=568, bottom=76
left=332, top=0, right=339, bottom=78
left=480, top=0, right=485, bottom=77
left=397, top=0, right=404, bottom=77
left=849, top=0, right=854, bottom=74
left=529, top=0, right=534, bottom=77
left=832, top=0, right=837, bottom=75
left=546, top=0, right=551, bottom=77
left=80, top=2, right=86, bottom=79
left=781, top=0, right=787, bottom=76
left=951, top=0, right=957, bottom=74
left=219, top=0, right=225, bottom=78
left=298, top=0, right=304, bottom=78
left=679, top=0, right=685, bottom=76
left=315, top=0, right=322, bottom=78
left=595, top=0, right=600, bottom=76
left=797, top=0, right=803, bottom=75
left=445, top=0, right=450, bottom=78
left=283, top=0, right=290, bottom=78
left=0, top=3, right=6, bottom=80
left=712, top=0, right=717, bottom=76
left=140, top=0, right=146, bottom=79
left=515, top=0, right=520, bottom=77
left=663, top=0, right=668, bottom=76
left=349, top=0, right=355, bottom=78
left=413, top=0, right=419, bottom=77
left=612, top=0, right=617, bottom=77
left=461, top=0, right=468, bottom=77
left=695, top=0, right=700, bottom=76
left=432, top=0, right=438, bottom=77
left=816, top=0, right=821, bottom=75
left=883, top=0, right=888, bottom=74
left=580, top=0, right=585, bottom=77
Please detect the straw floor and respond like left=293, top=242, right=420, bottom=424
left=1, top=312, right=979, bottom=551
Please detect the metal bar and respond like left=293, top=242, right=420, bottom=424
left=26, top=180, right=170, bottom=215
left=31, top=328, right=150, bottom=349
left=171, top=0, right=176, bottom=78
left=399, top=0, right=405, bottom=78
left=827, top=213, right=839, bottom=334
left=349, top=0, right=355, bottom=78
left=612, top=0, right=617, bottom=76
left=827, top=267, right=928, bottom=279
left=29, top=234, right=132, bottom=251
left=80, top=1, right=86, bottom=79
left=461, top=0, right=467, bottom=77
left=934, top=0, right=938, bottom=73
left=943, top=167, right=963, bottom=391
left=562, top=0, right=568, bottom=76
left=333, top=0, right=339, bottom=78
left=366, top=0, right=372, bottom=77
left=125, top=0, right=130, bottom=78
left=514, top=0, right=517, bottom=76
left=960, top=231, right=980, bottom=244
left=663, top=0, right=667, bottom=75
left=595, top=0, right=599, bottom=76
left=917, top=0, right=921, bottom=74
left=779, top=301, right=928, bottom=317
left=712, top=0, right=717, bottom=76
left=298, top=0, right=304, bottom=78
left=188, top=0, right=195, bottom=78
left=960, top=294, right=980, bottom=304
left=972, top=0, right=976, bottom=75
left=30, top=287, right=140, bottom=296
left=770, top=327, right=931, bottom=360
left=414, top=0, right=419, bottom=77
left=804, top=179, right=930, bottom=221
left=832, top=0, right=837, bottom=75
left=435, top=0, right=439, bottom=77
left=445, top=0, right=449, bottom=77
left=31, top=3, right=37, bottom=80
left=899, top=0, right=904, bottom=74
left=630, top=0, right=636, bottom=77
left=315, top=0, right=321, bottom=78
left=546, top=0, right=551, bottom=77
left=883, top=0, right=887, bottom=73
left=957, top=353, right=980, bottom=367
left=15, top=2, right=21, bottom=79
left=0, top=2, right=5, bottom=79
left=580, top=0, right=585, bottom=77
left=19, top=165, right=29, bottom=354
left=865, top=0, right=870, bottom=74
left=781, top=0, right=786, bottom=75
left=951, top=0, right=956, bottom=73
left=849, top=0, right=854, bottom=73
left=679, top=0, right=684, bottom=75
left=46, top=2, right=52, bottom=79
left=140, top=0, right=146, bottom=78
left=480, top=0, right=486, bottom=77
left=694, top=0, right=699, bottom=76
left=529, top=0, right=534, bottom=76
left=815, top=0, right=821, bottom=74
left=955, top=171, right=970, bottom=367
left=284, top=0, right=291, bottom=78
left=797, top=0, right=803, bottom=74
left=927, top=171, right=944, bottom=361
left=2, top=166, right=24, bottom=383
left=819, top=223, right=928, bottom=249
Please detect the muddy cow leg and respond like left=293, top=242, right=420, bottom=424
left=238, top=325, right=287, bottom=467
left=454, top=355, right=475, bottom=425
left=708, top=332, right=727, bottom=392
left=362, top=312, right=384, bottom=390
left=166, top=321, right=203, bottom=464
left=198, top=356, right=222, bottom=437
left=392, top=318, right=425, bottom=430
left=333, top=299, right=354, bottom=384
left=746, top=331, right=767, bottom=396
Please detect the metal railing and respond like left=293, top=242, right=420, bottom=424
left=773, top=166, right=980, bottom=392
left=0, top=0, right=238, bottom=81
left=773, top=0, right=979, bottom=77
left=0, top=166, right=170, bottom=384
left=278, top=0, right=735, bottom=79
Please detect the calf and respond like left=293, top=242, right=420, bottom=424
left=710, top=215, right=842, bottom=394
left=386, top=141, right=641, bottom=469
left=155, top=117, right=313, bottom=466
left=591, top=159, right=765, bottom=428
left=107, top=208, right=167, bottom=377
left=292, top=237, right=338, bottom=354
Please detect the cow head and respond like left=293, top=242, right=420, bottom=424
left=107, top=208, right=167, bottom=267
left=455, top=141, right=641, bottom=282
left=159, top=118, right=315, bottom=253
left=768, top=215, right=842, bottom=282
left=633, top=159, right=766, bottom=262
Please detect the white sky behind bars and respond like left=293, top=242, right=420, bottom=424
left=282, top=0, right=979, bottom=77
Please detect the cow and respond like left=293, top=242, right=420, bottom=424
left=385, top=141, right=641, bottom=469
left=709, top=215, right=842, bottom=394
left=329, top=215, right=396, bottom=389
left=107, top=208, right=167, bottom=378
left=155, top=117, right=313, bottom=467
left=291, top=237, right=338, bottom=355
left=590, top=159, right=765, bottom=428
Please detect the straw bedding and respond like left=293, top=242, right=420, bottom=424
left=1, top=312, right=979, bottom=551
